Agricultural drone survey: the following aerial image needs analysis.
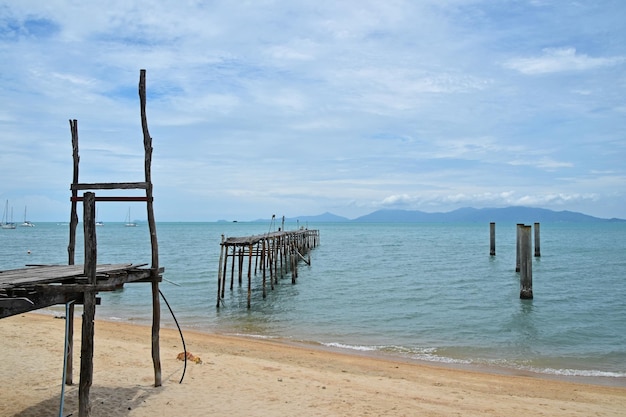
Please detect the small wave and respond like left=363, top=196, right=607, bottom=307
left=319, top=343, right=626, bottom=378
left=321, top=342, right=379, bottom=352
left=409, top=351, right=473, bottom=365
left=226, top=332, right=280, bottom=340
left=522, top=366, right=626, bottom=378
left=319, top=342, right=472, bottom=366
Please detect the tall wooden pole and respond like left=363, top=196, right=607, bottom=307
left=515, top=223, right=523, bottom=272
left=139, top=69, right=162, bottom=387
left=534, top=222, right=541, bottom=257
left=519, top=225, right=533, bottom=299
left=217, top=235, right=225, bottom=307
left=247, top=244, right=253, bottom=308
left=489, top=222, right=496, bottom=256
left=79, top=192, right=97, bottom=417
left=66, top=119, right=79, bottom=386
left=262, top=239, right=267, bottom=298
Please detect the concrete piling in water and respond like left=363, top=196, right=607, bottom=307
left=519, top=225, right=533, bottom=299
left=489, top=222, right=496, bottom=256
left=534, top=222, right=541, bottom=257
left=515, top=223, right=524, bottom=272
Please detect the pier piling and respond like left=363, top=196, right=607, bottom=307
left=489, top=222, right=496, bottom=256
left=534, top=222, right=541, bottom=257
left=519, top=225, right=533, bottom=299
left=515, top=223, right=524, bottom=272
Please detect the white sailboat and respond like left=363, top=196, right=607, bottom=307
left=1, top=200, right=16, bottom=229
left=19, top=206, right=35, bottom=227
left=96, top=209, right=104, bottom=226
left=124, top=207, right=137, bottom=227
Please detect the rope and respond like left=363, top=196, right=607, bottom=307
left=158, top=289, right=188, bottom=384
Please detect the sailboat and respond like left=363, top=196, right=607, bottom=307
left=124, top=207, right=137, bottom=227
left=1, top=200, right=16, bottom=229
left=96, top=209, right=104, bottom=226
left=19, top=206, right=35, bottom=227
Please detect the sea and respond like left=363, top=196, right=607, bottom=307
left=1, top=221, right=625, bottom=386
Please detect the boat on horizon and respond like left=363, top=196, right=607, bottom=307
left=19, top=206, right=35, bottom=227
left=1, top=200, right=16, bottom=229
left=124, top=207, right=137, bottom=227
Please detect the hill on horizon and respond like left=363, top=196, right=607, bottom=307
left=276, top=206, right=624, bottom=223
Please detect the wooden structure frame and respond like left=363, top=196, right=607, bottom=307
left=0, top=69, right=162, bottom=417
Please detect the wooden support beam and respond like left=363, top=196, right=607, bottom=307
left=139, top=68, right=162, bottom=388
left=71, top=182, right=149, bottom=191
left=217, top=236, right=225, bottom=308
left=79, top=192, right=97, bottom=417
left=0, top=297, right=34, bottom=309
left=67, top=118, right=79, bottom=386
left=71, top=196, right=152, bottom=202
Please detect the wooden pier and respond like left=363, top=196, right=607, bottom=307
left=216, top=228, right=319, bottom=308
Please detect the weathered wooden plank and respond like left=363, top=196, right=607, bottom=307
left=0, top=264, right=140, bottom=282
left=0, top=297, right=34, bottom=309
left=71, top=196, right=152, bottom=202
left=71, top=182, right=149, bottom=190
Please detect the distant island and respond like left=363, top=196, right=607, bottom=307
left=259, top=207, right=625, bottom=223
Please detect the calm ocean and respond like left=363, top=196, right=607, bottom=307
left=2, top=221, right=625, bottom=384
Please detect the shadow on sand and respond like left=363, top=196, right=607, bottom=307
left=12, top=384, right=159, bottom=417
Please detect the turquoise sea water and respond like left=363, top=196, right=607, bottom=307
left=1, top=221, right=625, bottom=384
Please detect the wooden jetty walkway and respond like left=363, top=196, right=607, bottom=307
left=216, top=228, right=319, bottom=308
left=0, top=263, right=155, bottom=318
left=0, top=70, right=163, bottom=417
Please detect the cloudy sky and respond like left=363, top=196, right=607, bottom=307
left=1, top=0, right=624, bottom=222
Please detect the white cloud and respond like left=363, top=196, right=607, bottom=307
left=504, top=47, right=625, bottom=75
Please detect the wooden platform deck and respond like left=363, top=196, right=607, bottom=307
left=0, top=263, right=161, bottom=319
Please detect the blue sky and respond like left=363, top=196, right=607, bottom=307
left=1, top=0, right=624, bottom=222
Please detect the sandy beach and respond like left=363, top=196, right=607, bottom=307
left=1, top=313, right=624, bottom=417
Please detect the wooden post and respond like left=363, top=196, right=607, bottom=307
left=268, top=237, right=275, bottom=291
left=279, top=237, right=284, bottom=280
left=247, top=244, right=253, bottom=308
left=489, top=222, right=496, bottom=256
left=217, top=235, right=225, bottom=307
left=262, top=239, right=267, bottom=298
left=229, top=246, right=235, bottom=290
left=238, top=248, right=244, bottom=286
left=220, top=248, right=227, bottom=298
left=139, top=68, right=162, bottom=388
left=291, top=244, right=297, bottom=284
left=79, top=192, right=97, bottom=417
left=515, top=223, right=523, bottom=272
left=519, top=225, right=533, bottom=299
left=66, top=118, right=79, bottom=386
left=65, top=303, right=74, bottom=385
left=534, top=222, right=541, bottom=257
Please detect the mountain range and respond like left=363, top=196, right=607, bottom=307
left=276, top=207, right=625, bottom=223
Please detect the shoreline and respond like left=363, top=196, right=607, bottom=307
left=37, top=306, right=626, bottom=388
left=1, top=313, right=625, bottom=417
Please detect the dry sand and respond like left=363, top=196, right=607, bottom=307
left=1, top=313, right=624, bottom=417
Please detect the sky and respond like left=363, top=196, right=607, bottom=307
left=1, top=0, right=625, bottom=222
